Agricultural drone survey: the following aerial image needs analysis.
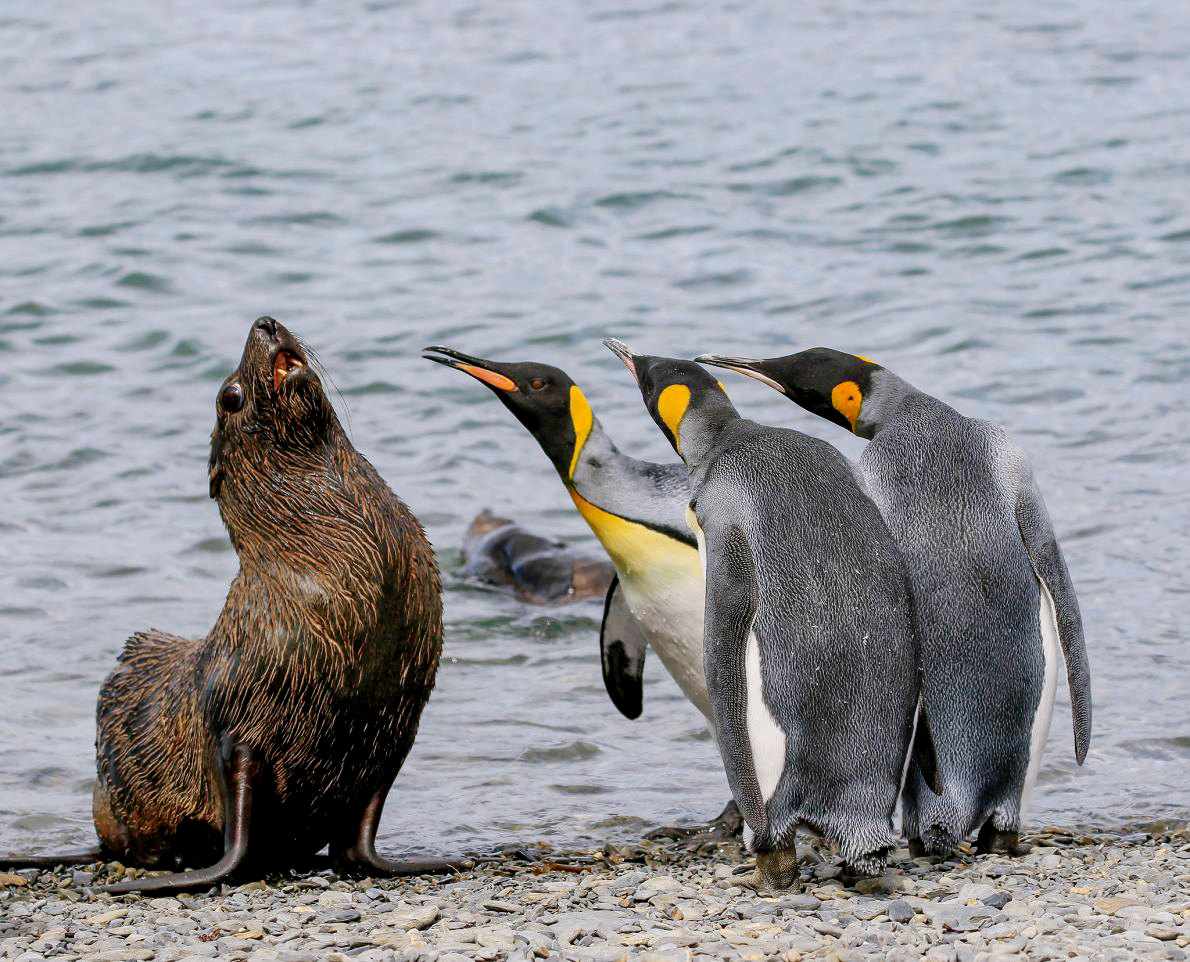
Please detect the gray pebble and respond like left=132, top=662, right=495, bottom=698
left=778, top=894, right=822, bottom=912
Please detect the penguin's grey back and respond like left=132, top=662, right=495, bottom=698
left=860, top=392, right=1045, bottom=821
left=696, top=420, right=919, bottom=852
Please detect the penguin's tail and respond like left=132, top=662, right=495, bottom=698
left=911, top=702, right=944, bottom=796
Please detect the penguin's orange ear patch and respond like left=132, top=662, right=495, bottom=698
left=855, top=354, right=878, bottom=365
left=831, top=380, right=863, bottom=432
left=460, top=365, right=518, bottom=392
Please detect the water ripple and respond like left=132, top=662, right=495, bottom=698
left=1, top=0, right=1188, bottom=858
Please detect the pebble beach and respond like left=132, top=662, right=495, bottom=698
left=3, top=828, right=1187, bottom=962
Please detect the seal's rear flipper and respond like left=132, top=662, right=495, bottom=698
left=912, top=703, right=944, bottom=796
left=0, top=849, right=104, bottom=870
left=599, top=576, right=648, bottom=720
left=104, top=744, right=258, bottom=894
left=330, top=783, right=472, bottom=878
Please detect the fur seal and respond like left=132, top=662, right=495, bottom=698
left=462, top=509, right=615, bottom=603
left=4, top=317, right=457, bottom=892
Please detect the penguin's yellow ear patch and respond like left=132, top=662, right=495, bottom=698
left=831, top=380, right=863, bottom=432
left=568, top=385, right=593, bottom=479
left=855, top=354, right=877, bottom=365
left=657, top=383, right=692, bottom=448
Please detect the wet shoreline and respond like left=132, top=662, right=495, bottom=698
left=3, top=825, right=1187, bottom=961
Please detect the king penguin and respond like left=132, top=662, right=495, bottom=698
left=422, top=346, right=740, bottom=836
left=698, top=346, right=1092, bottom=857
left=604, top=339, right=937, bottom=887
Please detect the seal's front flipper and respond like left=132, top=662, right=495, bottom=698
left=599, top=576, right=648, bottom=720
left=104, top=744, right=258, bottom=894
left=0, top=849, right=104, bottom=870
left=911, top=702, right=944, bottom=796
left=331, top=787, right=471, bottom=878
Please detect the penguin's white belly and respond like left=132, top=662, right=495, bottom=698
left=1021, top=575, right=1060, bottom=814
left=619, top=568, right=711, bottom=724
left=684, top=507, right=784, bottom=794
left=745, top=630, right=786, bottom=803
left=568, top=490, right=711, bottom=726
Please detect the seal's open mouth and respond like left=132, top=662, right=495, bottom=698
left=273, top=351, right=305, bottom=392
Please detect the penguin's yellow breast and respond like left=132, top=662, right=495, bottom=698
left=569, top=490, right=701, bottom=584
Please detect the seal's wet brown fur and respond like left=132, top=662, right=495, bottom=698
left=91, top=317, right=442, bottom=877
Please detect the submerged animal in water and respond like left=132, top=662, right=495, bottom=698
left=461, top=509, right=614, bottom=603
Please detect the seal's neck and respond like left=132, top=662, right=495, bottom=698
left=213, top=434, right=427, bottom=675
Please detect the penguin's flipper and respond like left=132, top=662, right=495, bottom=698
left=700, top=521, right=769, bottom=840
left=599, top=576, right=647, bottom=719
left=912, top=702, right=944, bottom=795
left=1015, top=477, right=1092, bottom=764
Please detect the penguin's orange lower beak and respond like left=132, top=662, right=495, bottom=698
left=422, top=346, right=519, bottom=393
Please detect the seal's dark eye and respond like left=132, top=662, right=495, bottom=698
left=220, top=382, right=244, bottom=414
left=529, top=377, right=548, bottom=391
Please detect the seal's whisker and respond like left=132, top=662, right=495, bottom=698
left=300, top=338, right=353, bottom=440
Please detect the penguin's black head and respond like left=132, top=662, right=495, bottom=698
left=604, top=338, right=735, bottom=459
left=422, top=345, right=595, bottom=480
left=697, top=347, right=881, bottom=435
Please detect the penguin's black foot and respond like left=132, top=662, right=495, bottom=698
left=739, top=848, right=800, bottom=891
left=908, top=838, right=926, bottom=859
left=644, top=799, right=743, bottom=843
left=975, top=824, right=1031, bottom=856
left=918, top=824, right=960, bottom=859
left=842, top=847, right=891, bottom=880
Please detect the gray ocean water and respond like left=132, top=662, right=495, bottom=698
left=2, top=0, right=1189, bottom=861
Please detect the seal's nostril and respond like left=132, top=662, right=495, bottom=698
left=255, top=316, right=278, bottom=338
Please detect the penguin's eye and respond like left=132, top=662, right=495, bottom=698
left=220, top=382, right=244, bottom=414
left=529, top=377, right=548, bottom=391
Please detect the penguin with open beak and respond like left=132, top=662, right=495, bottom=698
left=422, top=345, right=741, bottom=839
left=605, top=338, right=937, bottom=888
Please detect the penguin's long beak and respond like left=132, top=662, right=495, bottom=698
left=695, top=353, right=786, bottom=395
left=422, top=345, right=519, bottom=393
left=602, top=338, right=641, bottom=382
